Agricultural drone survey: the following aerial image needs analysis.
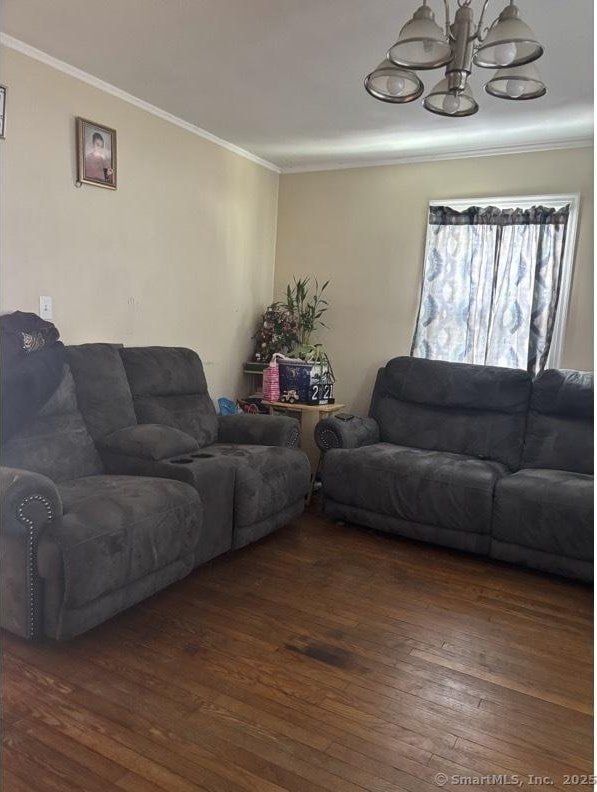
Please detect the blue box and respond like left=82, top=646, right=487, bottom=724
left=278, top=361, right=334, bottom=404
left=278, top=361, right=313, bottom=403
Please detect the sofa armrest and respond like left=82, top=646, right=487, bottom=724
left=218, top=414, right=300, bottom=448
left=98, top=424, right=199, bottom=461
left=0, top=467, right=63, bottom=640
left=315, top=415, right=380, bottom=451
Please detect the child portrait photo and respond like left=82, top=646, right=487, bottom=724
left=76, top=117, right=117, bottom=189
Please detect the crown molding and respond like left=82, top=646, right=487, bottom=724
left=1, top=34, right=592, bottom=176
left=279, top=138, right=594, bottom=174
left=0, top=33, right=282, bottom=174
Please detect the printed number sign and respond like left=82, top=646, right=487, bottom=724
left=308, top=382, right=335, bottom=405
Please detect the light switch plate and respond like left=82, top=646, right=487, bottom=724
left=39, top=295, right=53, bottom=321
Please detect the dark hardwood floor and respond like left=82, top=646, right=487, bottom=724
left=2, top=509, right=593, bottom=791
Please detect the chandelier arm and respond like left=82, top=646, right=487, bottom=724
left=443, top=0, right=452, bottom=39
left=474, top=0, right=494, bottom=41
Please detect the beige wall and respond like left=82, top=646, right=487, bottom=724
left=1, top=47, right=593, bottom=414
left=0, top=47, right=279, bottom=399
left=275, top=148, right=594, bottom=413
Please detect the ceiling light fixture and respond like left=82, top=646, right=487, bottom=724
left=364, top=0, right=546, bottom=118
left=484, top=62, right=547, bottom=100
left=364, top=60, right=425, bottom=103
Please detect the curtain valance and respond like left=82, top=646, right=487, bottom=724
left=429, top=205, right=570, bottom=227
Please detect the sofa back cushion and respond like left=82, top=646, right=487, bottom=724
left=120, top=347, right=218, bottom=448
left=1, top=366, right=103, bottom=482
left=523, top=369, right=593, bottom=474
left=66, top=344, right=137, bottom=441
left=370, top=357, right=532, bottom=470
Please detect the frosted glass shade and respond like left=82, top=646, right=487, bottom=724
left=423, top=78, right=479, bottom=117
left=485, top=62, right=547, bottom=100
left=364, top=61, right=424, bottom=103
left=388, top=4, right=452, bottom=70
left=474, top=3, right=544, bottom=68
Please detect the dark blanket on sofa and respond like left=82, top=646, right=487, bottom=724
left=1, top=311, right=65, bottom=441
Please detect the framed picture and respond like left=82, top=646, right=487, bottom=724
left=0, top=86, right=6, bottom=139
left=76, top=117, right=117, bottom=189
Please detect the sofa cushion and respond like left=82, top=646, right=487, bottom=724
left=202, top=444, right=310, bottom=528
left=370, top=357, right=531, bottom=470
left=322, top=443, right=506, bottom=535
left=493, top=469, right=593, bottom=561
left=120, top=347, right=218, bottom=448
left=66, top=344, right=137, bottom=441
left=100, top=424, right=199, bottom=461
left=38, top=475, right=202, bottom=609
left=523, top=369, right=593, bottom=474
left=1, top=367, right=103, bottom=483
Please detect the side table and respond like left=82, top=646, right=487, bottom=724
left=263, top=401, right=346, bottom=503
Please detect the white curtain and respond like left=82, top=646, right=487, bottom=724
left=411, top=205, right=570, bottom=373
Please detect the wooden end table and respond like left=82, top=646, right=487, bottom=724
left=263, top=401, right=346, bottom=504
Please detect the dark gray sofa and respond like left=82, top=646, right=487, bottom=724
left=315, top=357, right=593, bottom=582
left=1, top=366, right=203, bottom=641
left=491, top=369, right=593, bottom=581
left=1, top=344, right=310, bottom=641
left=66, top=344, right=310, bottom=557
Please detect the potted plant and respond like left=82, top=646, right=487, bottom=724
left=279, top=277, right=335, bottom=404
left=250, top=303, right=299, bottom=365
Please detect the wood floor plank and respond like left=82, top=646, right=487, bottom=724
left=409, top=649, right=592, bottom=714
left=2, top=512, right=593, bottom=792
left=10, top=718, right=128, bottom=785
left=116, top=771, right=192, bottom=792
left=1, top=769, right=41, bottom=792
left=3, top=728, right=122, bottom=792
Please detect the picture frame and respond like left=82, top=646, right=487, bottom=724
left=0, top=85, right=6, bottom=139
left=76, top=117, right=117, bottom=189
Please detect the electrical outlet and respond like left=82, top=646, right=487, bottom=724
left=39, top=296, right=53, bottom=321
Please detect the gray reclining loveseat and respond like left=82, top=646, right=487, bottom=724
left=67, top=344, right=310, bottom=555
left=1, top=344, right=310, bottom=640
left=315, top=357, right=593, bottom=582
left=1, top=366, right=203, bottom=641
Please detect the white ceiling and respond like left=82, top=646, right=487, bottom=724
left=1, top=0, right=594, bottom=171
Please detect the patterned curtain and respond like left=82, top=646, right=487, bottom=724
left=411, top=205, right=570, bottom=373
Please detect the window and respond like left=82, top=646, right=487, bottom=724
left=411, top=194, right=579, bottom=373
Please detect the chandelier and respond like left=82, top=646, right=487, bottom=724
left=364, top=0, right=546, bottom=117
